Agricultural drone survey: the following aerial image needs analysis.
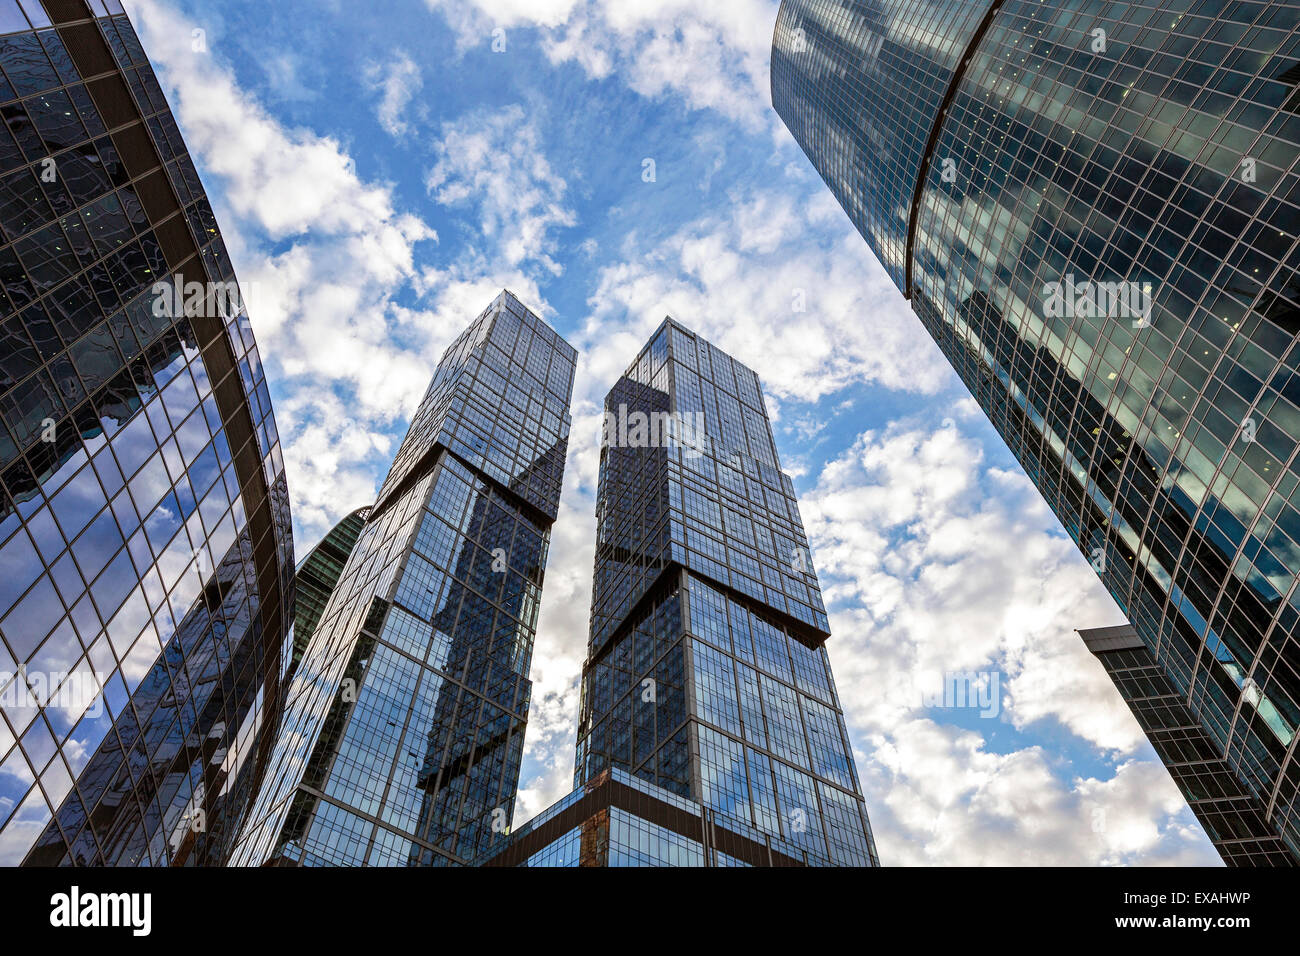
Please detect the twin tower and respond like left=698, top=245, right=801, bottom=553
left=231, top=291, right=880, bottom=868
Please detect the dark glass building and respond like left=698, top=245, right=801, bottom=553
left=490, top=319, right=878, bottom=867
left=286, top=505, right=368, bottom=682
left=1081, top=624, right=1294, bottom=865
left=0, top=0, right=293, bottom=865
left=773, top=0, right=1300, bottom=859
left=231, top=290, right=574, bottom=867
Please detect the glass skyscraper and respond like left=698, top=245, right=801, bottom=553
left=231, top=290, right=574, bottom=867
left=773, top=0, right=1300, bottom=860
left=489, top=319, right=878, bottom=867
left=286, top=505, right=368, bottom=682
left=0, top=0, right=293, bottom=866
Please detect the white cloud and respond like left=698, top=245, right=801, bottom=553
left=512, top=377, right=608, bottom=824
left=364, top=51, right=423, bottom=138
left=129, top=8, right=405, bottom=240
left=863, top=721, right=1216, bottom=865
left=130, top=0, right=439, bottom=547
left=423, top=0, right=782, bottom=130
left=806, top=421, right=1141, bottom=748
left=128, top=2, right=579, bottom=550
left=426, top=105, right=577, bottom=276
left=577, top=187, right=952, bottom=403
left=260, top=50, right=320, bottom=103
left=431, top=0, right=582, bottom=32
left=513, top=482, right=595, bottom=823
left=801, top=419, right=1220, bottom=863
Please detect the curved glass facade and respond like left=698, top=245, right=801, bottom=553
left=771, top=0, right=991, bottom=285
left=774, top=0, right=1300, bottom=861
left=0, top=0, right=292, bottom=866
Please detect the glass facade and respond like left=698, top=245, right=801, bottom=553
left=1081, top=624, right=1294, bottom=865
left=286, top=505, right=368, bottom=682
left=0, top=0, right=293, bottom=866
left=484, top=767, right=818, bottom=867
left=535, top=319, right=877, bottom=867
left=774, top=0, right=1300, bottom=860
left=231, top=290, right=575, bottom=867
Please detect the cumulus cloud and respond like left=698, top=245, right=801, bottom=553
left=513, top=482, right=596, bottom=822
left=803, top=419, right=1220, bottom=863
left=804, top=420, right=1143, bottom=751
left=127, top=0, right=448, bottom=550
left=510, top=384, right=607, bottom=823
left=863, top=720, right=1215, bottom=865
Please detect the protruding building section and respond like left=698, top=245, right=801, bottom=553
left=232, top=291, right=575, bottom=867
left=1081, top=624, right=1296, bottom=866
left=774, top=0, right=1300, bottom=859
left=1, top=0, right=293, bottom=866
left=488, top=319, right=878, bottom=867
left=484, top=768, right=816, bottom=867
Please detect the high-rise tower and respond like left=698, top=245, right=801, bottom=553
left=286, top=505, right=368, bottom=682
left=232, top=290, right=574, bottom=867
left=0, top=0, right=293, bottom=866
left=773, top=0, right=1300, bottom=860
left=489, top=319, right=878, bottom=867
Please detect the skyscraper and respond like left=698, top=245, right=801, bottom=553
left=231, top=290, right=574, bottom=867
left=489, top=319, right=878, bottom=867
left=773, top=0, right=1300, bottom=860
left=286, top=505, right=368, bottom=682
left=1080, top=624, right=1294, bottom=865
left=0, top=0, right=293, bottom=866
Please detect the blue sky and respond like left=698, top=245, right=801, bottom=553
left=123, top=0, right=1220, bottom=864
